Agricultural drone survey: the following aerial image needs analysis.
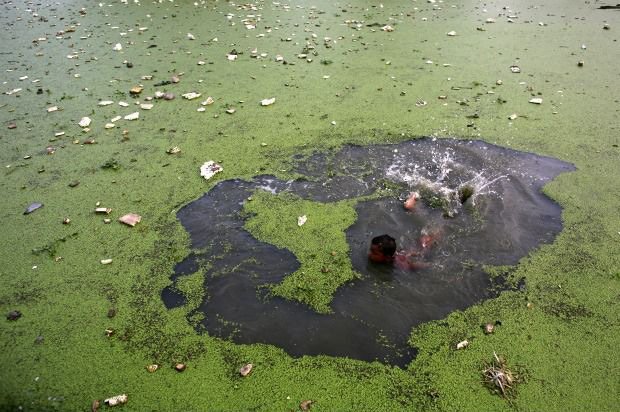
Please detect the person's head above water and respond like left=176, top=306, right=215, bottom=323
left=369, top=234, right=397, bottom=263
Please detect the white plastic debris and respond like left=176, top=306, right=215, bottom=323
left=227, top=54, right=237, bottom=61
left=260, top=97, right=276, bottom=106
left=98, top=100, right=114, bottom=106
left=381, top=25, right=394, bottom=32
left=187, top=32, right=196, bottom=40
left=447, top=31, right=457, bottom=36
left=297, top=215, right=307, bottom=226
left=182, top=92, right=201, bottom=100
left=200, top=161, right=223, bottom=180
left=124, top=112, right=139, bottom=120
left=118, top=213, right=141, bottom=227
left=529, top=97, right=543, bottom=105
left=79, top=117, right=91, bottom=127
left=510, top=65, right=521, bottom=73
left=104, top=394, right=127, bottom=406
left=140, top=103, right=153, bottom=110
left=101, top=259, right=113, bottom=265
left=456, top=340, right=469, bottom=350
left=201, top=97, right=215, bottom=106
left=113, top=43, right=122, bottom=51
left=104, top=123, right=116, bottom=129
left=47, top=106, right=58, bottom=112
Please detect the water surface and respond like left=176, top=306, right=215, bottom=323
left=163, top=138, right=574, bottom=366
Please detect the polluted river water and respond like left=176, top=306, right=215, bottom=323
left=163, top=138, right=574, bottom=366
left=1, top=0, right=619, bottom=410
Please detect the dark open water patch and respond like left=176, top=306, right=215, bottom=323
left=162, top=138, right=574, bottom=367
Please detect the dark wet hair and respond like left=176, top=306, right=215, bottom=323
left=371, top=234, right=396, bottom=257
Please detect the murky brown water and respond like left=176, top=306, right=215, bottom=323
left=163, top=138, right=574, bottom=366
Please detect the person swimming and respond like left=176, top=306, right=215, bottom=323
left=368, top=234, right=397, bottom=263
left=368, top=230, right=440, bottom=270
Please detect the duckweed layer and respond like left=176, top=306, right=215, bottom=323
left=244, top=191, right=358, bottom=314
left=1, top=0, right=619, bottom=410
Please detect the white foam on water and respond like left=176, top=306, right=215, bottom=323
left=386, top=148, right=507, bottom=213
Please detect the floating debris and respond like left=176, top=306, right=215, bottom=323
left=119, top=213, right=141, bottom=227
left=47, top=106, right=58, bottom=113
left=300, top=400, right=313, bottom=411
left=140, top=103, right=153, bottom=110
left=98, top=101, right=114, bottom=106
left=529, top=97, right=543, bottom=105
left=6, top=88, right=22, bottom=96
left=226, top=108, right=236, bottom=114
left=510, top=65, right=521, bottom=73
left=24, top=203, right=43, bottom=214
left=129, top=86, right=143, bottom=95
left=483, top=352, right=517, bottom=397
left=163, top=93, right=175, bottom=101
left=92, top=399, right=100, bottom=412
left=239, top=363, right=253, bottom=377
left=104, top=394, right=127, bottom=407
left=456, top=340, right=469, bottom=350
left=124, top=112, right=139, bottom=120
left=101, top=259, right=113, bottom=265
left=175, top=363, right=186, bottom=372
left=79, top=117, right=92, bottom=127
left=260, top=97, right=276, bottom=106
left=297, top=215, right=307, bottom=226
left=95, top=208, right=112, bottom=214
left=146, top=364, right=159, bottom=373
left=182, top=92, right=201, bottom=100
left=187, top=33, right=196, bottom=40
left=200, top=161, right=223, bottom=180
left=484, top=323, right=495, bottom=334
left=113, top=43, right=122, bottom=51
left=508, top=114, right=518, bottom=120
left=6, top=310, right=22, bottom=321
left=201, top=97, right=215, bottom=106
left=446, top=30, right=457, bottom=36
left=167, top=146, right=181, bottom=154
left=381, top=25, right=394, bottom=32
